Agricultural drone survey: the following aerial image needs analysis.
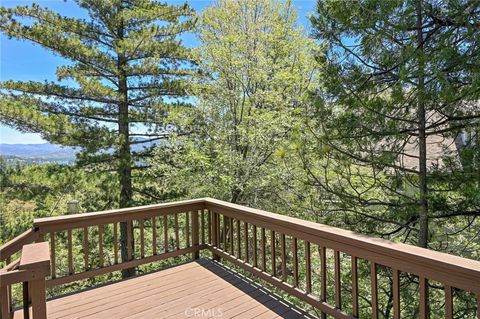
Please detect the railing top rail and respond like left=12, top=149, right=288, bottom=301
left=0, top=228, right=38, bottom=262
left=33, top=198, right=206, bottom=232
left=204, top=198, right=480, bottom=292
left=22, top=197, right=480, bottom=292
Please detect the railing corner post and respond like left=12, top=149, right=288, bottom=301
left=18, top=242, right=50, bottom=319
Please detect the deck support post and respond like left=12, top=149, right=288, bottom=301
left=18, top=242, right=50, bottom=319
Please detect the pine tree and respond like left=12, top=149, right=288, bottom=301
left=0, top=0, right=196, bottom=277
left=308, top=0, right=479, bottom=250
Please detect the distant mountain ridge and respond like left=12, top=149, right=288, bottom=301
left=0, top=138, right=162, bottom=163
left=0, top=143, right=77, bottom=160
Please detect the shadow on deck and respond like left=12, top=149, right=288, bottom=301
left=14, top=259, right=316, bottom=319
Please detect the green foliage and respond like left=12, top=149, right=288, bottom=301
left=0, top=0, right=196, bottom=208
left=1, top=0, right=479, bottom=317
left=0, top=158, right=117, bottom=243
left=148, top=0, right=318, bottom=210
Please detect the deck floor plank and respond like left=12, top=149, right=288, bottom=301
left=14, top=259, right=315, bottom=318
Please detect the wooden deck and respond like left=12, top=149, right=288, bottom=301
left=14, top=259, right=316, bottom=319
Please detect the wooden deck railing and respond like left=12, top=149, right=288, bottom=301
left=1, top=242, right=50, bottom=319
left=1, top=198, right=479, bottom=318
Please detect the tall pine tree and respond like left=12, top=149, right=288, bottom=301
left=308, top=0, right=479, bottom=250
left=0, top=0, right=196, bottom=276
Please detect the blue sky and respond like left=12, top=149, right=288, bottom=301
left=0, top=0, right=317, bottom=144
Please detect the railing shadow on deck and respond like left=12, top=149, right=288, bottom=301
left=1, top=198, right=479, bottom=319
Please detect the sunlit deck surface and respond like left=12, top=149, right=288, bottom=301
left=14, top=259, right=315, bottom=319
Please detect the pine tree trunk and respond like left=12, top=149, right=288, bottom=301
left=416, top=0, right=429, bottom=249
left=116, top=8, right=135, bottom=278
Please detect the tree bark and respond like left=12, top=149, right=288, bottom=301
left=117, top=4, right=135, bottom=278
left=416, top=0, right=429, bottom=249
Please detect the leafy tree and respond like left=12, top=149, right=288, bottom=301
left=149, top=0, right=318, bottom=210
left=0, top=159, right=117, bottom=245
left=0, top=0, right=196, bottom=276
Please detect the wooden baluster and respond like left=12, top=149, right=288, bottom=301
left=371, top=262, right=378, bottom=319
left=174, top=213, right=180, bottom=249
left=262, top=228, right=266, bottom=272
left=23, top=281, right=29, bottom=319
left=271, top=230, right=276, bottom=277
left=201, top=210, right=205, bottom=245
left=237, top=220, right=241, bottom=259
left=393, top=268, right=400, bottom=319
left=152, top=217, right=157, bottom=255
left=50, top=232, right=56, bottom=279
left=98, top=225, right=104, bottom=267
left=6, top=256, right=12, bottom=313
left=352, top=256, right=359, bottom=318
left=83, top=227, right=89, bottom=271
left=292, top=238, right=298, bottom=287
left=215, top=213, right=222, bottom=249
left=212, top=213, right=217, bottom=247
left=186, top=211, right=190, bottom=247
left=244, top=222, right=249, bottom=262
left=207, top=211, right=212, bottom=244
left=192, top=210, right=199, bottom=259
left=212, top=212, right=220, bottom=261
left=217, top=213, right=221, bottom=246
left=253, top=225, right=258, bottom=268
left=223, top=215, right=227, bottom=251
left=305, top=241, right=311, bottom=294
left=444, top=285, right=453, bottom=319
left=127, top=221, right=133, bottom=261
left=113, top=223, right=118, bottom=264
left=419, top=277, right=429, bottom=319
left=334, top=250, right=341, bottom=309
left=320, top=245, right=327, bottom=319
left=164, top=215, right=169, bottom=253
left=229, top=217, right=234, bottom=255
left=139, top=220, right=144, bottom=258
left=281, top=234, right=287, bottom=281
left=67, top=229, right=73, bottom=274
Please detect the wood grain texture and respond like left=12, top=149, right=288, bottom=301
left=50, top=232, right=56, bottom=279
left=393, top=268, right=400, bottom=319
left=334, top=250, right=341, bottom=309
left=444, top=285, right=452, bottom=319
left=320, top=245, right=327, bottom=319
left=113, top=223, right=118, bottom=264
left=67, top=230, right=73, bottom=275
left=305, top=241, right=311, bottom=294
left=419, top=276, right=429, bottom=319
left=205, top=198, right=480, bottom=292
left=292, top=238, right=298, bottom=287
left=98, top=225, right=104, bottom=267
left=14, top=259, right=316, bottom=319
left=371, top=262, right=378, bottom=319
left=152, top=217, right=157, bottom=255
left=6, top=198, right=479, bottom=319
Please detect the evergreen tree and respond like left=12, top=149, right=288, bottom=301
left=0, top=0, right=196, bottom=276
left=307, top=0, right=480, bottom=249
